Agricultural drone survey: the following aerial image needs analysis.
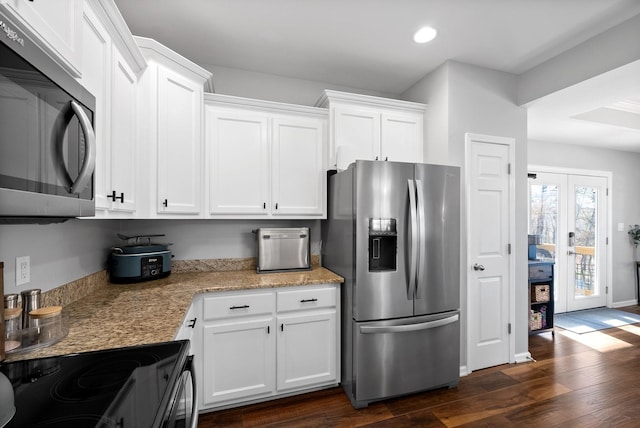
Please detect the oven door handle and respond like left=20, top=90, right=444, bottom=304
left=187, top=355, right=198, bottom=428
left=52, top=100, right=96, bottom=195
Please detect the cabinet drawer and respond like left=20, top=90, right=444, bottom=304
left=203, top=292, right=275, bottom=320
left=529, top=264, right=552, bottom=280
left=277, top=287, right=336, bottom=312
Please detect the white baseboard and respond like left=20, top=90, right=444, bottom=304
left=612, top=299, right=637, bottom=308
left=459, top=365, right=470, bottom=377
left=515, top=352, right=534, bottom=364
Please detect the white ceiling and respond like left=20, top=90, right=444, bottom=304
left=113, top=0, right=640, bottom=151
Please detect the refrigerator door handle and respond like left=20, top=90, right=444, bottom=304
left=414, top=179, right=427, bottom=298
left=407, top=179, right=419, bottom=300
left=359, top=314, right=459, bottom=334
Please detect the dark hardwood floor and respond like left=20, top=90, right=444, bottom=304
left=198, top=306, right=640, bottom=427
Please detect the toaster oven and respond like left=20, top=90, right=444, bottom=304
left=255, top=227, right=311, bottom=273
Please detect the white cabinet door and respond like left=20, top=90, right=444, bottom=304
left=109, top=47, right=137, bottom=213
left=207, top=108, right=269, bottom=215
left=276, top=310, right=337, bottom=391
left=157, top=67, right=203, bottom=215
left=1, top=0, right=83, bottom=76
left=202, top=318, right=276, bottom=406
left=80, top=7, right=110, bottom=211
left=333, top=106, right=380, bottom=169
left=271, top=117, right=325, bottom=216
left=380, top=112, right=423, bottom=163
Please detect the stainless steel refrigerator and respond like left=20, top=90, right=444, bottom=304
left=322, top=160, right=460, bottom=408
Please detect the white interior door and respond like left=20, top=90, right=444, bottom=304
left=528, top=171, right=609, bottom=313
left=467, top=134, right=514, bottom=371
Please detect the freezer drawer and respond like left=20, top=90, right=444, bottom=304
left=350, top=311, right=460, bottom=407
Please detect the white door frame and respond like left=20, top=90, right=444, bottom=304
left=528, top=165, right=613, bottom=309
left=465, top=133, right=516, bottom=372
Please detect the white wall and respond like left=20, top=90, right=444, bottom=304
left=528, top=139, right=640, bottom=305
left=403, top=60, right=529, bottom=369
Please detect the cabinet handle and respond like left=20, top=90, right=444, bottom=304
left=280, top=324, right=284, bottom=332
left=187, top=318, right=197, bottom=328
left=230, top=305, right=250, bottom=310
left=300, top=298, right=318, bottom=303
left=162, top=199, right=168, bottom=207
left=263, top=202, right=266, bottom=209
left=275, top=203, right=278, bottom=210
left=267, top=326, right=270, bottom=334
left=107, top=191, right=124, bottom=202
left=385, top=157, right=388, bottom=161
left=375, top=156, right=379, bottom=160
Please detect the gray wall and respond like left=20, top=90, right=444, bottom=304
left=0, top=219, right=321, bottom=295
left=0, top=220, right=119, bottom=295
left=202, top=64, right=394, bottom=106
left=528, top=139, right=640, bottom=304
left=403, top=60, right=529, bottom=369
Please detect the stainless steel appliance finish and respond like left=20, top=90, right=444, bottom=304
left=322, top=160, right=460, bottom=408
left=0, top=9, right=96, bottom=222
left=255, top=227, right=311, bottom=273
left=19, top=289, right=40, bottom=329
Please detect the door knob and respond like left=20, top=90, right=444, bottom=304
left=473, top=263, right=485, bottom=271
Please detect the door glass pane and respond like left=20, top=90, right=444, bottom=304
left=574, top=186, right=597, bottom=298
left=529, top=183, right=557, bottom=261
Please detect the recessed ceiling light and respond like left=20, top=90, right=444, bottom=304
left=413, top=26, right=437, bottom=44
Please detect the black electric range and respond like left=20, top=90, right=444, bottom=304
left=0, top=340, right=192, bottom=428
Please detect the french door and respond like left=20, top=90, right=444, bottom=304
left=528, top=170, right=609, bottom=313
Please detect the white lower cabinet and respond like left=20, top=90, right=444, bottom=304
left=276, top=310, right=337, bottom=391
left=196, top=284, right=339, bottom=411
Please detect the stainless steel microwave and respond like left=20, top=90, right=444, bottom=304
left=0, top=9, right=96, bottom=223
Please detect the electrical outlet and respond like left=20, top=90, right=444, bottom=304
left=16, top=255, right=30, bottom=286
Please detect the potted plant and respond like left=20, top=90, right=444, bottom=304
left=629, top=224, right=640, bottom=246
left=629, top=225, right=640, bottom=261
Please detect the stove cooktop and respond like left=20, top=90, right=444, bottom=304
left=0, top=340, right=189, bottom=428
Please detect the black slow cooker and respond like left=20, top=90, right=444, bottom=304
left=108, top=234, right=172, bottom=283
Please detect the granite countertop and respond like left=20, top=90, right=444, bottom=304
left=4, top=266, right=343, bottom=363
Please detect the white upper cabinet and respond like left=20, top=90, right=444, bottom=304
left=207, top=109, right=270, bottom=215
left=1, top=0, right=83, bottom=77
left=80, top=1, right=144, bottom=217
left=156, top=66, right=203, bottom=215
left=135, top=36, right=212, bottom=218
left=108, top=47, right=137, bottom=213
left=316, top=90, right=426, bottom=170
left=205, top=94, right=327, bottom=219
left=80, top=5, right=110, bottom=211
left=271, top=116, right=325, bottom=216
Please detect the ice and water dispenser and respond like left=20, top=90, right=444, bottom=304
left=368, top=218, right=397, bottom=271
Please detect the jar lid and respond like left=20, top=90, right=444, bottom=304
left=3, top=307, right=21, bottom=320
left=29, top=306, right=62, bottom=319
